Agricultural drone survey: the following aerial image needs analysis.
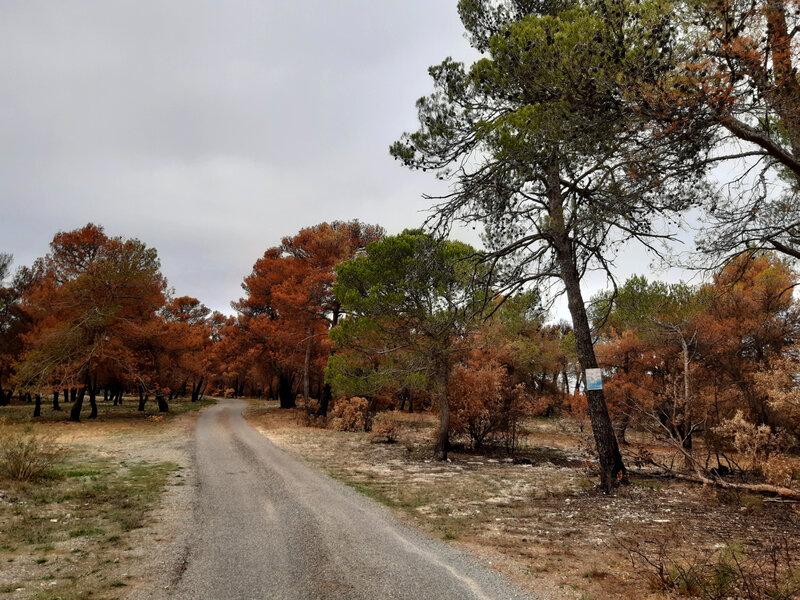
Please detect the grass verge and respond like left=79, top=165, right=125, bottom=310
left=0, top=448, right=179, bottom=599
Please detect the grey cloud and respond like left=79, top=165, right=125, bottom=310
left=0, top=0, right=475, bottom=314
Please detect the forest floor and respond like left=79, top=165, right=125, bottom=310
left=0, top=399, right=212, bottom=600
left=244, top=401, right=800, bottom=600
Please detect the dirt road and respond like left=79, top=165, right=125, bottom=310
left=169, top=399, right=533, bottom=600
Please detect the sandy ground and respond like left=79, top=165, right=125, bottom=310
left=244, top=405, right=800, bottom=600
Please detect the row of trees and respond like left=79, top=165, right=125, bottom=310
left=2, top=221, right=797, bottom=494
left=0, top=224, right=227, bottom=419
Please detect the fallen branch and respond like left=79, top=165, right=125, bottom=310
left=675, top=471, right=800, bottom=499
left=631, top=465, right=800, bottom=500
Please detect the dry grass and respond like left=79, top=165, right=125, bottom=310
left=245, top=400, right=800, bottom=600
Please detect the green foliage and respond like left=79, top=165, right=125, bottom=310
left=592, top=275, right=709, bottom=336
left=327, top=229, right=491, bottom=399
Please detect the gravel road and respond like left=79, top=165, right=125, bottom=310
left=169, top=399, right=535, bottom=600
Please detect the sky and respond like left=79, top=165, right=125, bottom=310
left=0, top=0, right=694, bottom=318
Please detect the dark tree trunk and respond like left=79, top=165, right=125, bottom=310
left=278, top=373, right=295, bottom=409
left=398, top=388, right=408, bottom=411
left=433, top=363, right=451, bottom=461
left=315, top=383, right=332, bottom=417
left=156, top=391, right=169, bottom=413
left=556, top=243, right=626, bottom=490
left=63, top=388, right=69, bottom=404
left=33, top=394, right=41, bottom=417
left=24, top=392, right=31, bottom=403
left=71, top=388, right=77, bottom=403
left=138, top=386, right=147, bottom=412
left=88, top=384, right=98, bottom=419
left=191, top=377, right=204, bottom=402
left=52, top=390, right=61, bottom=411
left=303, top=328, right=312, bottom=404
left=0, top=384, right=10, bottom=407
left=70, top=387, right=86, bottom=422
left=548, top=154, right=626, bottom=492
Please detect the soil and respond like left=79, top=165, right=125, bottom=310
left=245, top=403, right=800, bottom=600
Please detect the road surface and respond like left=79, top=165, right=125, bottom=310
left=170, top=399, right=535, bottom=600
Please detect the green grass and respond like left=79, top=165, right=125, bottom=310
left=0, top=450, right=179, bottom=598
left=631, top=477, right=664, bottom=491
left=2, top=458, right=177, bottom=549
left=68, top=528, right=106, bottom=538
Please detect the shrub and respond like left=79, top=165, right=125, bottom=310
left=369, top=412, right=400, bottom=443
left=0, top=422, right=61, bottom=481
left=449, top=359, right=530, bottom=452
left=621, top=524, right=800, bottom=600
left=713, top=411, right=796, bottom=480
left=328, top=397, right=371, bottom=432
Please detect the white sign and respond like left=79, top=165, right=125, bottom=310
left=585, top=368, right=603, bottom=391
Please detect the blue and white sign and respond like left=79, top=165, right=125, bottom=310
left=585, top=368, right=603, bottom=391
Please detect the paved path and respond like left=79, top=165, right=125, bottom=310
left=170, top=399, right=535, bottom=600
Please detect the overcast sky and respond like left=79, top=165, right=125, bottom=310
left=0, top=1, right=695, bottom=318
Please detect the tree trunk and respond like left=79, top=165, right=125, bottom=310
left=680, top=333, right=693, bottom=468
left=138, top=386, right=147, bottom=411
left=156, top=391, right=169, bottom=413
left=548, top=153, right=626, bottom=491
left=398, top=388, right=408, bottom=411
left=70, top=388, right=77, bottom=403
left=52, top=390, right=61, bottom=411
left=191, top=377, right=204, bottom=402
left=70, top=387, right=86, bottom=422
left=303, top=331, right=312, bottom=405
left=33, top=394, right=41, bottom=417
left=434, top=363, right=451, bottom=461
left=278, top=373, right=296, bottom=409
left=88, top=385, right=98, bottom=419
left=0, top=376, right=8, bottom=407
left=316, top=383, right=332, bottom=417
left=560, top=260, right=627, bottom=490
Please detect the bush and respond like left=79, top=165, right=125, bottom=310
left=369, top=412, right=400, bottom=443
left=328, top=397, right=371, bottom=432
left=449, top=359, right=530, bottom=452
left=0, top=422, right=61, bottom=481
left=713, top=411, right=797, bottom=482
